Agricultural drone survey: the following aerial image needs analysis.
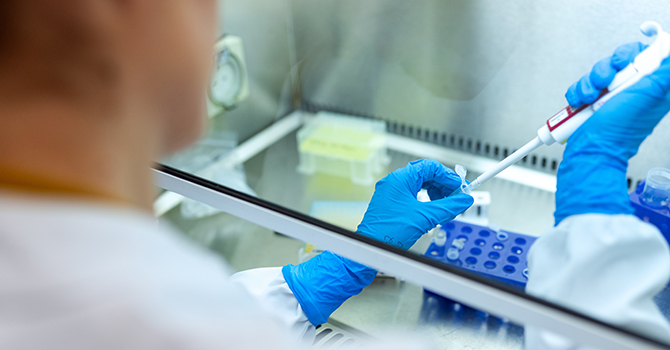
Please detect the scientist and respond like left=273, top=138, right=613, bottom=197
left=0, top=1, right=669, bottom=350
left=0, top=1, right=471, bottom=348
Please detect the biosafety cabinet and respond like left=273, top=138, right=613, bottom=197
left=155, top=1, right=670, bottom=349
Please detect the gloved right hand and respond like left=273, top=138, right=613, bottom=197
left=555, top=42, right=670, bottom=225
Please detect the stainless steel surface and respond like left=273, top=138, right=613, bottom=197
left=156, top=126, right=667, bottom=349
left=156, top=168, right=664, bottom=349
left=163, top=207, right=525, bottom=349
left=251, top=121, right=555, bottom=236
left=155, top=111, right=305, bottom=216
left=209, top=0, right=294, bottom=143
left=289, top=0, right=670, bottom=185
left=164, top=0, right=296, bottom=200
left=159, top=111, right=555, bottom=233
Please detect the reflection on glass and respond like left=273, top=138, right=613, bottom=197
left=158, top=0, right=670, bottom=348
left=162, top=196, right=525, bottom=349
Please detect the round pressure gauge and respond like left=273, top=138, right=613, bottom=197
left=209, top=48, right=243, bottom=109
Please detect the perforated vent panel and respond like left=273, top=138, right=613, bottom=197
left=312, top=321, right=369, bottom=349
left=302, top=101, right=644, bottom=191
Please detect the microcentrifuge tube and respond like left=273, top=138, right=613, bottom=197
left=489, top=223, right=508, bottom=241
left=497, top=232, right=509, bottom=241
left=455, top=164, right=470, bottom=194
left=447, top=248, right=460, bottom=260
left=452, top=238, right=466, bottom=250
left=434, top=226, right=447, bottom=247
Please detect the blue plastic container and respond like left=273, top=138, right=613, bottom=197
left=631, top=180, right=670, bottom=242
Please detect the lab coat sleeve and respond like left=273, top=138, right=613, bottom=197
left=227, top=267, right=438, bottom=350
left=525, top=214, right=670, bottom=349
left=229, top=267, right=316, bottom=343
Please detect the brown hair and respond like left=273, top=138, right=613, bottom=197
left=0, top=1, right=119, bottom=104
left=0, top=1, right=18, bottom=60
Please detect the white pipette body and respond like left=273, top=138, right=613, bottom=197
left=462, top=21, right=670, bottom=194
left=464, top=137, right=543, bottom=193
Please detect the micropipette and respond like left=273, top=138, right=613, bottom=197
left=461, top=21, right=670, bottom=194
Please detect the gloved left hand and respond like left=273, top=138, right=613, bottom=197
left=283, top=159, right=474, bottom=326
left=357, top=159, right=475, bottom=249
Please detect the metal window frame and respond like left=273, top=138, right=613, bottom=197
left=154, top=111, right=670, bottom=350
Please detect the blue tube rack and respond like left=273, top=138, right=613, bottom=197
left=418, top=290, right=525, bottom=340
left=423, top=220, right=537, bottom=290
left=630, top=181, right=670, bottom=242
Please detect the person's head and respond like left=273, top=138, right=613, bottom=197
left=0, top=0, right=218, bottom=155
left=0, top=0, right=219, bottom=207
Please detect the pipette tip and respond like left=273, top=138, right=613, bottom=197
left=451, top=180, right=476, bottom=196
left=463, top=179, right=479, bottom=194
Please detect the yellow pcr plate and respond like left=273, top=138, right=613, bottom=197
left=299, top=126, right=383, bottom=161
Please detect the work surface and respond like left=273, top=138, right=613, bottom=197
left=161, top=128, right=670, bottom=348
left=248, top=130, right=556, bottom=236
left=161, top=130, right=560, bottom=349
left=165, top=208, right=526, bottom=349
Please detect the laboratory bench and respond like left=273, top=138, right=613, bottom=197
left=159, top=111, right=560, bottom=349
left=157, top=111, right=670, bottom=350
left=164, top=205, right=525, bottom=350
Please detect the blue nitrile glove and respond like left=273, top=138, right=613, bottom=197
left=555, top=42, right=670, bottom=225
left=283, top=159, right=474, bottom=326
left=357, top=159, right=475, bottom=249
left=282, top=251, right=376, bottom=326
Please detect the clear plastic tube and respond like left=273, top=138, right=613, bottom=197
left=434, top=226, right=447, bottom=247
left=642, top=167, right=670, bottom=208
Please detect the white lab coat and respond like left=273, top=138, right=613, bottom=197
left=525, top=214, right=670, bottom=349
left=0, top=193, right=435, bottom=350
left=0, top=193, right=307, bottom=349
left=1, top=192, right=668, bottom=349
